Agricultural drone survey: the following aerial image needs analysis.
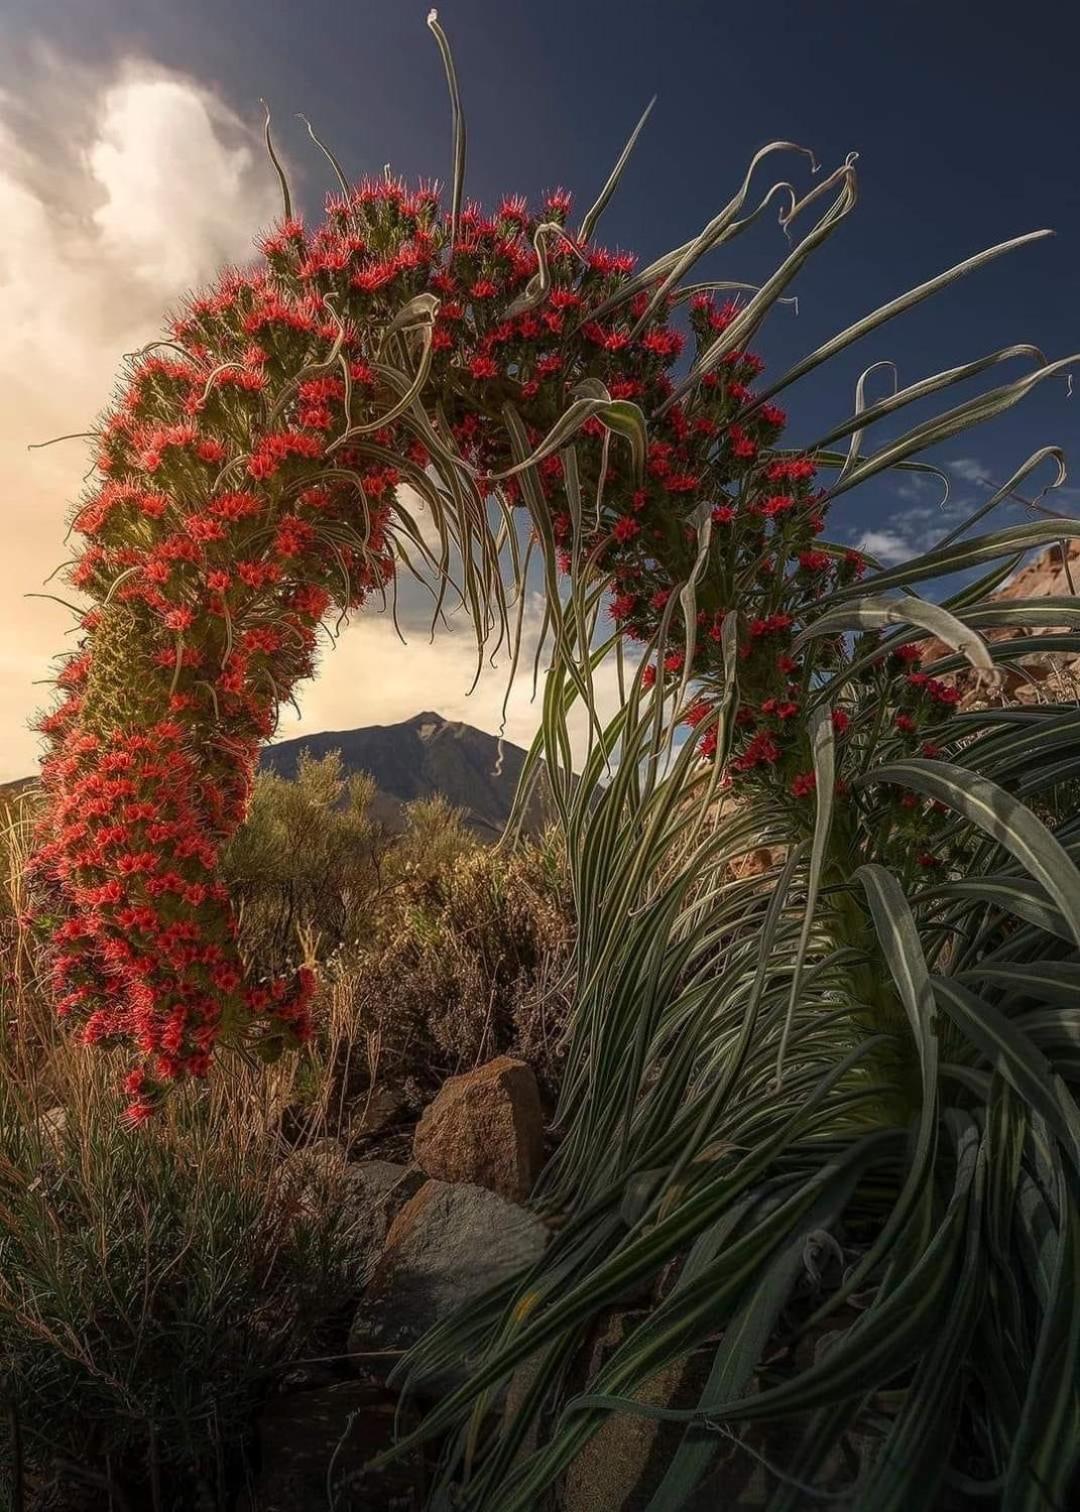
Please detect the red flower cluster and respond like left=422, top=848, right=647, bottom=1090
left=29, top=170, right=942, bottom=1114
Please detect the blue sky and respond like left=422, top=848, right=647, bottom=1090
left=2, top=0, right=1079, bottom=771
left=18, top=0, right=1080, bottom=546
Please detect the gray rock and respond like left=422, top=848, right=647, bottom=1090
left=276, top=1149, right=424, bottom=1305
left=339, top=1160, right=426, bottom=1279
left=348, top=1179, right=547, bottom=1380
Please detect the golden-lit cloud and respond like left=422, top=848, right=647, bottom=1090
left=0, top=49, right=629, bottom=782
left=1, top=51, right=280, bottom=780
left=271, top=586, right=630, bottom=763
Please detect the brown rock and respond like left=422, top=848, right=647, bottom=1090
left=920, top=539, right=1080, bottom=709
left=559, top=1312, right=709, bottom=1512
left=412, top=1055, right=544, bottom=1202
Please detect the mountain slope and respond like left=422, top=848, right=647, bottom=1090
left=259, top=711, right=546, bottom=840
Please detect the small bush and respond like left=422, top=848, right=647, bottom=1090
left=0, top=754, right=575, bottom=1503
left=0, top=799, right=361, bottom=1509
left=0, top=1064, right=361, bottom=1508
left=341, top=827, right=574, bottom=1102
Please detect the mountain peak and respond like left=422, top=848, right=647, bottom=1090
left=408, top=710, right=449, bottom=731
left=258, top=712, right=545, bottom=840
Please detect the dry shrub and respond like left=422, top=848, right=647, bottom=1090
left=335, top=829, right=574, bottom=1106
left=0, top=797, right=365, bottom=1508
left=218, top=755, right=575, bottom=1123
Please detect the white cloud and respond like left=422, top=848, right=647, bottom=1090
left=851, top=483, right=981, bottom=568
left=0, top=53, right=279, bottom=780
left=896, top=476, right=932, bottom=503
left=855, top=529, right=912, bottom=565
left=87, top=75, right=265, bottom=290
left=950, top=457, right=992, bottom=485
left=0, top=57, right=617, bottom=782
left=274, top=591, right=634, bottom=766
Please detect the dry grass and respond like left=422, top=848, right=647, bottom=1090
left=0, top=763, right=575, bottom=1508
left=0, top=805, right=357, bottom=1508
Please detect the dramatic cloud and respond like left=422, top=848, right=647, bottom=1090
left=0, top=51, right=626, bottom=782
left=0, top=51, right=281, bottom=781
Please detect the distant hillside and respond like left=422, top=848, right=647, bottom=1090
left=260, top=711, right=547, bottom=840
left=4, top=713, right=547, bottom=840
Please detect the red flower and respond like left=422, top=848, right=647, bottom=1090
left=682, top=699, right=712, bottom=727
left=609, top=592, right=639, bottom=622
left=758, top=493, right=794, bottom=518
left=640, top=328, right=684, bottom=359
left=469, top=354, right=499, bottom=380
left=791, top=771, right=816, bottom=798
left=733, top=731, right=781, bottom=770
left=543, top=187, right=573, bottom=217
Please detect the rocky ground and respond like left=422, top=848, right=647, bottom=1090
left=240, top=1055, right=551, bottom=1511
left=239, top=1055, right=872, bottom=1512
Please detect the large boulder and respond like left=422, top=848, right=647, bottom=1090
left=558, top=1311, right=709, bottom=1512
left=348, top=1179, right=547, bottom=1384
left=412, top=1055, right=544, bottom=1201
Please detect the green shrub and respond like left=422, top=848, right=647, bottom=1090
left=343, top=827, right=573, bottom=1100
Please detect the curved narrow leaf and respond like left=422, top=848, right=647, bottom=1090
left=859, top=758, right=1080, bottom=947
left=775, top=706, right=835, bottom=1086
left=794, top=594, right=995, bottom=673
left=578, top=96, right=656, bottom=244
left=817, top=519, right=1080, bottom=606
left=744, top=230, right=1054, bottom=415
left=932, top=977, right=1080, bottom=1172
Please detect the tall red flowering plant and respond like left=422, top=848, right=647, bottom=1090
left=25, top=25, right=856, bottom=1118
left=27, top=19, right=1078, bottom=1131
left=25, top=9, right=1080, bottom=1506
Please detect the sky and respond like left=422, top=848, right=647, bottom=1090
left=2, top=0, right=1079, bottom=780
